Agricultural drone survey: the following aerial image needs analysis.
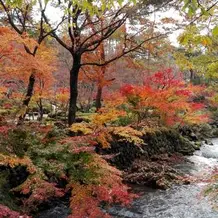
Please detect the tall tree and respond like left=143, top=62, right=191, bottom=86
left=40, top=0, right=172, bottom=125
left=0, top=0, right=58, bottom=123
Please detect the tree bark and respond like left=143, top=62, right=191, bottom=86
left=68, top=54, right=81, bottom=126
left=95, top=85, right=102, bottom=110
left=95, top=43, right=106, bottom=111
left=190, top=68, right=195, bottom=83
left=38, top=98, right=43, bottom=121
left=17, top=73, right=35, bottom=125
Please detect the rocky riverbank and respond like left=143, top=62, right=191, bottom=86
left=98, top=123, right=218, bottom=190
left=34, top=123, right=218, bottom=217
left=1, top=122, right=218, bottom=217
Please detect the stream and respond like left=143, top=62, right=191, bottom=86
left=36, top=139, right=218, bottom=218
left=109, top=138, right=218, bottom=218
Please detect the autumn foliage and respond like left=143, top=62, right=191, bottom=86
left=0, top=125, right=137, bottom=217
left=0, top=204, right=30, bottom=218
left=69, top=154, right=136, bottom=218
left=118, top=69, right=209, bottom=126
left=0, top=32, right=211, bottom=216
left=0, top=26, right=56, bottom=121
left=0, top=2, right=215, bottom=217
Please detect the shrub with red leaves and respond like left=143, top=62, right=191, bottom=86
left=120, top=69, right=209, bottom=125
left=0, top=204, right=31, bottom=218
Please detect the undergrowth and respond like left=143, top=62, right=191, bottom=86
left=0, top=124, right=137, bottom=217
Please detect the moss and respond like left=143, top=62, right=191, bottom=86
left=212, top=128, right=218, bottom=137
left=142, top=127, right=195, bottom=155
left=192, top=141, right=202, bottom=150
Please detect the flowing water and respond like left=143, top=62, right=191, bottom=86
left=36, top=139, right=218, bottom=218
left=109, top=139, right=218, bottom=218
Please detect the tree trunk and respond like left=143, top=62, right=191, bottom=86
left=17, top=73, right=35, bottom=125
left=95, top=85, right=102, bottom=111
left=38, top=98, right=43, bottom=121
left=190, top=68, right=195, bottom=83
left=68, top=54, right=81, bottom=126
left=95, top=42, right=106, bottom=111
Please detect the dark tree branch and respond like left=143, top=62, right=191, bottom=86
left=81, top=33, right=168, bottom=67
left=81, top=15, right=127, bottom=53
left=81, top=17, right=126, bottom=48
left=0, top=0, right=23, bottom=34
left=41, top=8, right=70, bottom=51
left=22, top=4, right=30, bottom=31
left=189, top=1, right=218, bottom=25
left=68, top=2, right=74, bottom=46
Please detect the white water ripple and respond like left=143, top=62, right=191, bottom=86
left=111, top=139, right=218, bottom=218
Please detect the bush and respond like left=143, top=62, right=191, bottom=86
left=0, top=125, right=136, bottom=217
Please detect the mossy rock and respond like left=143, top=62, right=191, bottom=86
left=97, top=127, right=195, bottom=170
left=142, top=128, right=195, bottom=156
left=192, top=141, right=202, bottom=150
left=174, top=135, right=195, bottom=155
left=212, top=128, right=218, bottom=137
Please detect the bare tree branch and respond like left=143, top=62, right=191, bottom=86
left=81, top=33, right=168, bottom=67
left=81, top=15, right=127, bottom=53
left=40, top=5, right=70, bottom=51
left=0, top=0, right=23, bottom=34
left=80, top=8, right=128, bottom=48
left=189, top=1, right=218, bottom=25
